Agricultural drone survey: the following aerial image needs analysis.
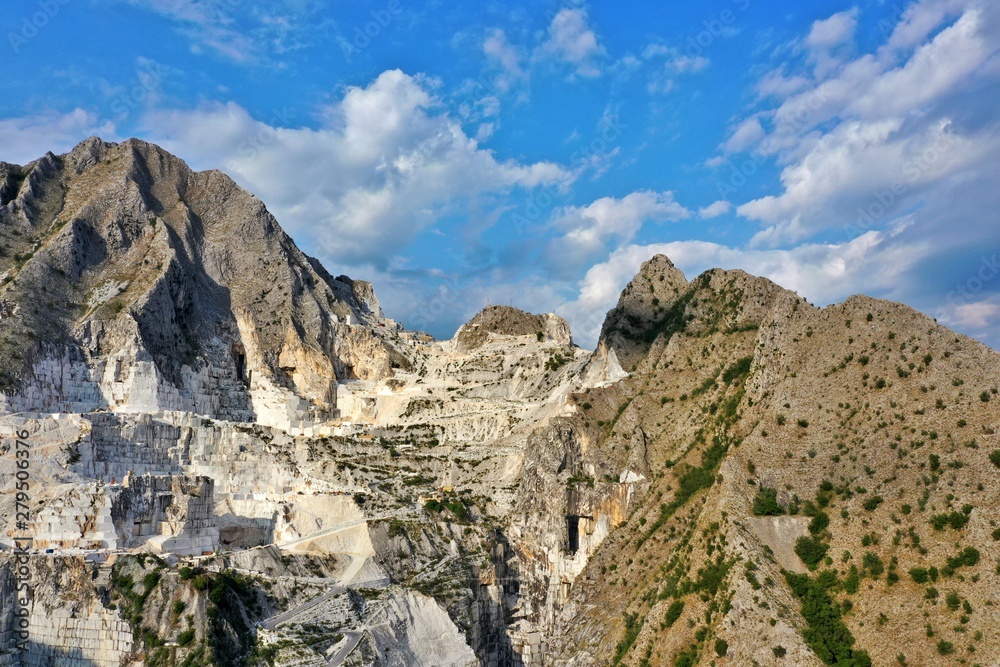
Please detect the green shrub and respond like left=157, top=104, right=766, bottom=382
left=177, top=629, right=196, bottom=646
left=795, top=536, right=829, bottom=570
left=909, top=568, right=929, bottom=584
left=784, top=572, right=871, bottom=667
left=937, top=640, right=954, bottom=655
left=612, top=612, right=643, bottom=666
left=664, top=599, right=685, bottom=627
left=143, top=572, right=161, bottom=590
left=753, top=487, right=784, bottom=516
left=862, top=496, right=883, bottom=512
left=843, top=566, right=860, bottom=594
left=423, top=499, right=442, bottom=512
left=673, top=645, right=698, bottom=667
left=809, top=511, right=830, bottom=535
left=722, top=357, right=753, bottom=384
left=862, top=552, right=884, bottom=577
left=714, top=639, right=729, bottom=657
left=989, top=450, right=1000, bottom=468
left=930, top=511, right=969, bottom=531
left=945, top=546, right=980, bottom=571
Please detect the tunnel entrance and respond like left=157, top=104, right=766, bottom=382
left=232, top=343, right=247, bottom=385
left=566, top=516, right=580, bottom=554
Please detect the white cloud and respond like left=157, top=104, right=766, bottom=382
left=546, top=190, right=690, bottom=278
left=483, top=29, right=528, bottom=92
left=142, top=69, right=571, bottom=266
left=939, top=299, right=1000, bottom=329
left=806, top=8, right=859, bottom=51
left=116, top=0, right=321, bottom=64
left=726, top=1, right=1000, bottom=247
left=699, top=200, right=731, bottom=219
left=538, top=8, right=606, bottom=78
left=884, top=0, right=969, bottom=51
left=641, top=44, right=671, bottom=59
left=741, top=118, right=980, bottom=242
left=640, top=44, right=711, bottom=94
left=722, top=117, right=764, bottom=154
left=0, top=109, right=116, bottom=164
left=558, top=225, right=932, bottom=348
left=804, top=8, right=859, bottom=79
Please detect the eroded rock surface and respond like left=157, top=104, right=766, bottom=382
left=3, top=140, right=1000, bottom=667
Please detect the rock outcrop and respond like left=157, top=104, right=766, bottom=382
left=0, top=137, right=410, bottom=429
left=4, top=139, right=1000, bottom=667
left=455, top=306, right=573, bottom=352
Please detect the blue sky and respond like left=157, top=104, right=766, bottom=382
left=2, top=0, right=999, bottom=349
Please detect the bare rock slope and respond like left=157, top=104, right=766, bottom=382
left=0, top=137, right=408, bottom=427
left=3, top=139, right=1000, bottom=667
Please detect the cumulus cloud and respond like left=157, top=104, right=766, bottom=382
left=557, top=225, right=932, bottom=348
left=143, top=69, right=570, bottom=266
left=0, top=109, right=116, bottom=164
left=538, top=8, right=606, bottom=78
left=483, top=28, right=528, bottom=93
left=939, top=300, right=1000, bottom=330
left=699, top=200, right=731, bottom=219
left=806, top=8, right=859, bottom=50
left=721, top=117, right=764, bottom=154
left=545, top=191, right=690, bottom=278
left=804, top=8, right=860, bottom=79
left=721, top=0, right=1000, bottom=249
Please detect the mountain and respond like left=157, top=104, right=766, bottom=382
left=519, top=255, right=1000, bottom=666
left=2, top=139, right=999, bottom=667
left=0, top=137, right=409, bottom=428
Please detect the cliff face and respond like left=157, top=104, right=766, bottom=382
left=4, top=139, right=1000, bottom=667
left=455, top=306, right=574, bottom=352
left=0, top=137, right=409, bottom=428
left=516, top=256, right=1000, bottom=667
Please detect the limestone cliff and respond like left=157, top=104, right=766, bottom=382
left=0, top=137, right=409, bottom=428
left=5, top=138, right=1000, bottom=667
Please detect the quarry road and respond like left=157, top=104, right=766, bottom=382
left=261, top=585, right=347, bottom=631
left=327, top=623, right=388, bottom=667
left=277, top=516, right=391, bottom=551
left=327, top=630, right=361, bottom=666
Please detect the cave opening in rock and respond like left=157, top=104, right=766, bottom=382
left=566, top=515, right=580, bottom=554
left=232, top=343, right=247, bottom=385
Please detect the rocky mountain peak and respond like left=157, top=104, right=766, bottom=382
left=0, top=138, right=410, bottom=425
left=5, top=140, right=1000, bottom=667
left=454, top=305, right=573, bottom=351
